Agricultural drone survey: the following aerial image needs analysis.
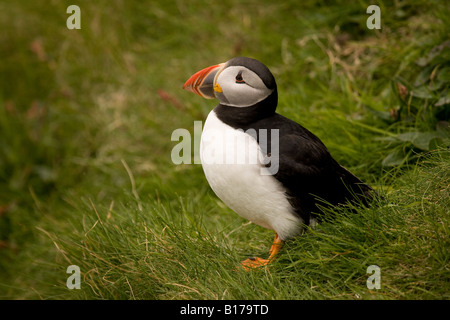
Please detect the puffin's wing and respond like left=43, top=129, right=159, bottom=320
left=271, top=121, right=373, bottom=209
left=274, top=132, right=339, bottom=187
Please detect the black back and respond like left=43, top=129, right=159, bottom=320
left=214, top=98, right=374, bottom=225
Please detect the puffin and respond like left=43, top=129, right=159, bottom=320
left=183, top=57, right=374, bottom=270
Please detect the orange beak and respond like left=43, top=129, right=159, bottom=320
left=183, top=63, right=224, bottom=99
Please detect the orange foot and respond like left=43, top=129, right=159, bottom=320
left=241, top=257, right=271, bottom=271
left=239, top=233, right=283, bottom=271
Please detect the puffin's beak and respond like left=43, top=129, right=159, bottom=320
left=183, top=63, right=225, bottom=99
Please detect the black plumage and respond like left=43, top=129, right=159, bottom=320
left=214, top=66, right=374, bottom=225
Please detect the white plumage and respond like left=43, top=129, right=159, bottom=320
left=200, top=110, right=304, bottom=240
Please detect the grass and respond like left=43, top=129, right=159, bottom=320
left=0, top=0, right=449, bottom=299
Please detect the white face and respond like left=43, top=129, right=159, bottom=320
left=214, top=66, right=273, bottom=107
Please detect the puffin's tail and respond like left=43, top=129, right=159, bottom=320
left=338, top=165, right=376, bottom=207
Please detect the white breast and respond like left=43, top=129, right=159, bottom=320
left=200, top=110, right=304, bottom=240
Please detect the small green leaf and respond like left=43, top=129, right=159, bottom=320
left=396, top=131, right=442, bottom=151
left=411, top=132, right=440, bottom=151
left=428, top=80, right=445, bottom=91
left=414, top=65, right=434, bottom=87
left=436, top=67, right=450, bottom=82
left=364, top=104, right=394, bottom=122
left=435, top=92, right=450, bottom=107
left=416, top=40, right=450, bottom=67
left=410, top=86, right=434, bottom=99
left=396, top=131, right=420, bottom=142
left=382, top=149, right=406, bottom=167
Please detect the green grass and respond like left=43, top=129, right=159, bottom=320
left=0, top=0, right=449, bottom=299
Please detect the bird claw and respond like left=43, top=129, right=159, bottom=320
left=240, top=257, right=270, bottom=271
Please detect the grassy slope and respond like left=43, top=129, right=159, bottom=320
left=0, top=0, right=448, bottom=299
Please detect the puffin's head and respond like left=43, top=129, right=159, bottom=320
left=183, top=57, right=277, bottom=108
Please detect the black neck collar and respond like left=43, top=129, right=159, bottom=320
left=213, top=90, right=278, bottom=129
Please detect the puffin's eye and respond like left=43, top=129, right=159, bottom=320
left=235, top=71, right=245, bottom=83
